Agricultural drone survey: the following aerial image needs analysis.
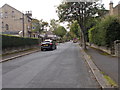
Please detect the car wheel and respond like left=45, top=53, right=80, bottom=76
left=51, top=46, right=55, bottom=50
left=41, top=48, right=43, bottom=51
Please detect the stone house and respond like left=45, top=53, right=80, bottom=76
left=0, top=4, right=32, bottom=37
left=108, top=1, right=120, bottom=17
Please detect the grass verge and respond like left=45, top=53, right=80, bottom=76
left=101, top=71, right=118, bottom=87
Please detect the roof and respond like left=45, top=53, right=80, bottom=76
left=1, top=4, right=23, bottom=14
left=1, top=4, right=33, bottom=19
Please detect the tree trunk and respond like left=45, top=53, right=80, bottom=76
left=80, top=32, right=83, bottom=47
left=83, top=32, right=87, bottom=50
left=80, top=24, right=87, bottom=50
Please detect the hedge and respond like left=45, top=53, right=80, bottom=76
left=88, top=16, right=120, bottom=47
left=1, top=34, right=39, bottom=49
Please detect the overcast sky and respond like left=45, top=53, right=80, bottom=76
left=0, top=0, right=120, bottom=22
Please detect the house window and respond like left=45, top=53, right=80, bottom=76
left=0, top=12, right=3, bottom=19
left=12, top=11, right=15, bottom=18
left=5, top=24, right=9, bottom=30
left=2, top=22, right=4, bottom=28
left=5, top=12, right=8, bottom=18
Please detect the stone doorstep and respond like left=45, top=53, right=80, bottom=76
left=79, top=46, right=115, bottom=88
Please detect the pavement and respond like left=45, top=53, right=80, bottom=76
left=1, top=47, right=41, bottom=62
left=85, top=46, right=118, bottom=85
left=2, top=42, right=100, bottom=88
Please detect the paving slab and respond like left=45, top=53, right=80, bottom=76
left=86, top=46, right=118, bottom=85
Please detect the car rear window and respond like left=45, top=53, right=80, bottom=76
left=45, top=41, right=52, bottom=42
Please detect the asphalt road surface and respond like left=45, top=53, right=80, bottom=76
left=2, top=42, right=99, bottom=88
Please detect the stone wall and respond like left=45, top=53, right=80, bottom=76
left=87, top=41, right=120, bottom=57
left=88, top=43, right=111, bottom=55
left=114, top=40, right=120, bottom=57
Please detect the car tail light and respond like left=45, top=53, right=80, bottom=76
left=49, top=43, right=53, bottom=45
left=40, top=44, right=43, bottom=46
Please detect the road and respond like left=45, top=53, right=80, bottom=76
left=2, top=42, right=99, bottom=88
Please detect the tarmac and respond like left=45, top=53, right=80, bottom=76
left=1, top=43, right=119, bottom=89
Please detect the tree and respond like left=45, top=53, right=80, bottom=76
left=50, top=19, right=59, bottom=31
left=88, top=16, right=120, bottom=53
left=56, top=2, right=103, bottom=49
left=53, top=26, right=67, bottom=38
left=39, top=19, right=48, bottom=32
left=70, top=20, right=81, bottom=38
left=32, top=19, right=41, bottom=33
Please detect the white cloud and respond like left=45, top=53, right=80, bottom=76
left=0, top=0, right=61, bottom=22
left=0, top=0, right=119, bottom=22
left=101, top=0, right=120, bottom=10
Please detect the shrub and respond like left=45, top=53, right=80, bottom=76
left=2, top=34, right=39, bottom=49
left=88, top=16, right=120, bottom=47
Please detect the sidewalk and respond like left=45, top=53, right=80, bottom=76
left=1, top=47, right=40, bottom=62
left=86, top=46, right=118, bottom=84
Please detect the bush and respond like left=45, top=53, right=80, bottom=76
left=2, top=34, right=39, bottom=49
left=88, top=16, right=120, bottom=47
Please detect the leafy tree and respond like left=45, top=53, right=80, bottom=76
left=56, top=2, right=103, bottom=49
left=105, top=16, right=120, bottom=47
left=39, top=19, right=48, bottom=32
left=50, top=19, right=59, bottom=31
left=70, top=20, right=81, bottom=38
left=53, top=26, right=67, bottom=38
left=63, top=31, right=73, bottom=41
left=97, top=4, right=109, bottom=17
left=66, top=32, right=72, bottom=40
left=32, top=19, right=40, bottom=32
left=88, top=16, right=120, bottom=53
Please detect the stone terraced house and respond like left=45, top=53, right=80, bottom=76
left=108, top=1, right=120, bottom=17
left=0, top=4, right=32, bottom=37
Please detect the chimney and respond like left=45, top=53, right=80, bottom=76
left=109, top=1, right=113, bottom=15
left=25, top=11, right=32, bottom=17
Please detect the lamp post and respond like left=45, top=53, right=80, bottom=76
left=22, top=13, right=24, bottom=37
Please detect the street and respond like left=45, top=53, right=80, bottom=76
left=2, top=42, right=99, bottom=88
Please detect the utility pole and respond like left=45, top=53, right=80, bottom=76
left=22, top=13, right=25, bottom=37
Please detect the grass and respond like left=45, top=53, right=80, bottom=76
left=99, top=51, right=110, bottom=56
left=101, top=71, right=118, bottom=87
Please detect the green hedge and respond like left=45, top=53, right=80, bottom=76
left=88, top=16, right=120, bottom=47
left=2, top=34, right=39, bottom=49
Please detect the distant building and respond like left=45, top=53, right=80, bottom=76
left=45, top=31, right=60, bottom=40
left=108, top=1, right=120, bottom=17
left=31, top=19, right=40, bottom=38
left=0, top=4, right=32, bottom=37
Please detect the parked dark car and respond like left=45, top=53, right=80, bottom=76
left=40, top=39, right=57, bottom=51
